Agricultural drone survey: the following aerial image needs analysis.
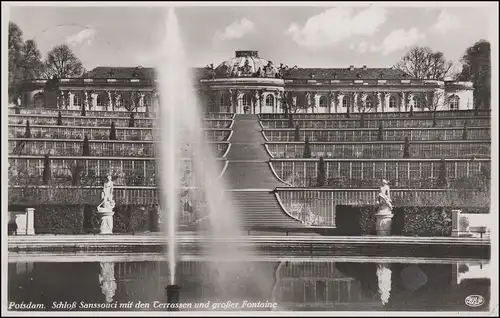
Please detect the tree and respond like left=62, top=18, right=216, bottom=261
left=25, top=120, right=31, bottom=138
left=462, top=121, right=468, bottom=140
left=288, top=112, right=294, bottom=128
left=394, top=46, right=454, bottom=79
left=419, top=91, right=449, bottom=127
left=317, top=156, right=326, bottom=187
left=109, top=122, right=117, bottom=140
left=294, top=124, right=300, bottom=142
left=377, top=122, right=384, bottom=141
left=82, top=135, right=90, bottom=156
left=409, top=105, right=414, bottom=117
left=8, top=22, right=45, bottom=103
left=458, top=40, right=490, bottom=110
left=57, top=111, right=63, bottom=126
left=403, top=137, right=410, bottom=158
left=437, top=159, right=448, bottom=188
left=303, top=137, right=312, bottom=158
left=129, top=112, right=135, bottom=128
left=44, top=44, right=84, bottom=78
left=42, top=154, right=51, bottom=185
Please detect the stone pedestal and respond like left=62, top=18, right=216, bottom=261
left=97, top=208, right=115, bottom=234
left=9, top=208, right=35, bottom=235
left=375, top=205, right=393, bottom=236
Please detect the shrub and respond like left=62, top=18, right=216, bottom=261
left=25, top=120, right=31, bottom=138
left=57, top=111, right=63, bottom=126
left=400, top=207, right=452, bottom=236
left=462, top=121, right=468, bottom=140
left=360, top=113, right=365, bottom=128
left=403, top=137, right=410, bottom=158
left=128, top=112, right=135, bottom=128
left=409, top=105, right=414, bottom=117
left=33, top=205, right=85, bottom=234
left=82, top=135, right=90, bottom=156
left=81, top=103, right=86, bottom=116
left=437, top=158, right=447, bottom=188
left=288, top=113, right=294, bottom=128
left=303, top=137, right=312, bottom=158
left=317, top=156, right=326, bottom=187
left=42, top=154, right=51, bottom=185
left=109, top=122, right=117, bottom=140
left=377, top=122, right=384, bottom=141
left=294, top=124, right=300, bottom=142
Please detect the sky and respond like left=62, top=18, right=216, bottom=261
left=7, top=3, right=495, bottom=72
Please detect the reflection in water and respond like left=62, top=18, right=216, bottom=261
left=376, top=264, right=391, bottom=306
left=99, top=262, right=117, bottom=303
left=8, top=259, right=490, bottom=312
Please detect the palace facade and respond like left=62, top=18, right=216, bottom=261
left=17, top=50, right=474, bottom=114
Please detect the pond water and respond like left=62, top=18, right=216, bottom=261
left=8, top=256, right=490, bottom=312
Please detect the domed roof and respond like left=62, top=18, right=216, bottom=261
left=214, top=51, right=280, bottom=78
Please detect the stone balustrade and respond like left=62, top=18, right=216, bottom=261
left=270, top=158, right=490, bottom=188
left=266, top=141, right=491, bottom=159
left=260, top=117, right=491, bottom=129
left=263, top=127, right=491, bottom=142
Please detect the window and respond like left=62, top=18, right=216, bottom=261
left=220, top=94, right=226, bottom=106
left=449, top=96, right=459, bottom=109
left=366, top=95, right=375, bottom=108
left=319, top=96, right=327, bottom=108
left=413, top=96, right=422, bottom=108
left=97, top=94, right=106, bottom=107
left=266, top=94, right=275, bottom=107
left=73, top=94, right=81, bottom=106
left=389, top=95, right=397, bottom=108
left=242, top=94, right=251, bottom=107
left=342, top=96, right=350, bottom=108
left=33, top=93, right=44, bottom=108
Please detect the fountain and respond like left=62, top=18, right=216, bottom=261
left=155, top=7, right=265, bottom=305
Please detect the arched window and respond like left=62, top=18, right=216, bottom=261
left=389, top=95, right=397, bottom=108
left=266, top=94, right=275, bottom=107
left=342, top=96, right=350, bottom=108
left=242, top=94, right=251, bottom=107
left=73, top=94, right=82, bottom=107
left=319, top=96, right=327, bottom=108
left=365, top=95, right=375, bottom=108
left=33, top=92, right=44, bottom=108
left=449, top=95, right=459, bottom=109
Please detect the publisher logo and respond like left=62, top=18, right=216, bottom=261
left=465, top=295, right=485, bottom=307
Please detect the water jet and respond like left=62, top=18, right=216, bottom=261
left=165, top=284, right=181, bottom=311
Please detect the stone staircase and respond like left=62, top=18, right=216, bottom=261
left=223, top=114, right=305, bottom=232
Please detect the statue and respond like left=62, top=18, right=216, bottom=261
left=241, top=59, right=252, bottom=75
left=375, top=179, right=393, bottom=236
left=97, top=176, right=116, bottom=234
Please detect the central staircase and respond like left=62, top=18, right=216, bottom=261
left=223, top=114, right=305, bottom=233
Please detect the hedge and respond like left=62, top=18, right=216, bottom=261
left=336, top=205, right=459, bottom=236
left=8, top=204, right=159, bottom=234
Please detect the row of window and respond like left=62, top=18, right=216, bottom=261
left=33, top=93, right=153, bottom=107
left=219, top=94, right=461, bottom=109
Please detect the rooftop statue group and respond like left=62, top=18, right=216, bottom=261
left=204, top=60, right=290, bottom=79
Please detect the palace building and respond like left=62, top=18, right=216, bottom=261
left=17, top=50, right=474, bottom=114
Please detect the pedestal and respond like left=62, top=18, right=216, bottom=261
left=375, top=205, right=393, bottom=236
left=97, top=208, right=115, bottom=234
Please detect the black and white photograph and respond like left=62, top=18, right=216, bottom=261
left=2, top=2, right=498, bottom=316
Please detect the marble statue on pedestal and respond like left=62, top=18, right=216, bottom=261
left=375, top=179, right=394, bottom=236
left=97, top=176, right=116, bottom=234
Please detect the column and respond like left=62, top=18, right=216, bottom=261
left=91, top=93, right=98, bottom=110
left=407, top=92, right=415, bottom=110
left=451, top=209, right=461, bottom=237
left=328, top=92, right=335, bottom=113
left=139, top=93, right=145, bottom=112
left=228, top=89, right=234, bottom=113
left=337, top=93, right=343, bottom=113
left=376, top=92, right=383, bottom=113
left=83, top=90, right=89, bottom=110
left=312, top=92, right=318, bottom=113
left=26, top=208, right=35, bottom=235
left=384, top=93, right=391, bottom=113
